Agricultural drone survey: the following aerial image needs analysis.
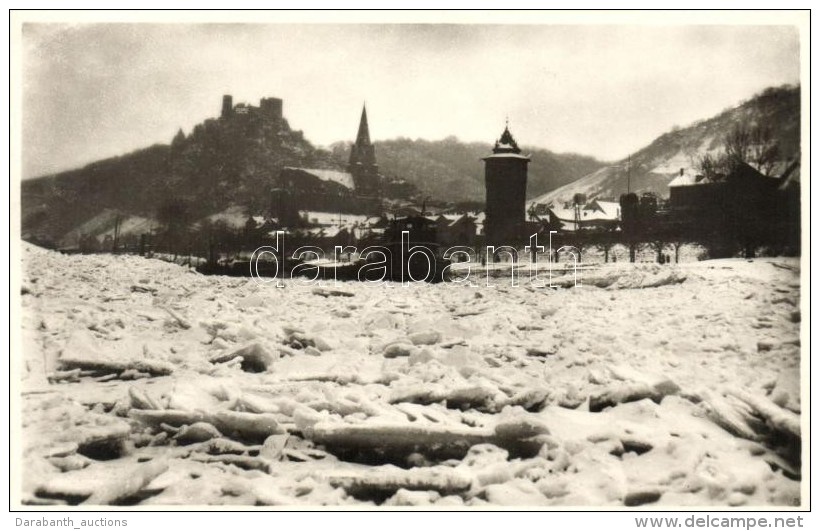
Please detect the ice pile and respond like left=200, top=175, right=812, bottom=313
left=18, top=244, right=802, bottom=506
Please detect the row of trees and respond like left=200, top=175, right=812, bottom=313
left=545, top=224, right=688, bottom=264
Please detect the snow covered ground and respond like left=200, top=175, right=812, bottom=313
left=17, top=243, right=803, bottom=507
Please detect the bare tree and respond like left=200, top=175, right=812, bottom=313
left=597, top=240, right=615, bottom=263
left=648, top=239, right=668, bottom=264
left=698, top=123, right=781, bottom=181
left=724, top=124, right=752, bottom=166
left=697, top=152, right=729, bottom=179
left=670, top=238, right=687, bottom=263
left=749, top=125, right=780, bottom=176
left=626, top=240, right=643, bottom=263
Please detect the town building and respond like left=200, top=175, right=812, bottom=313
left=665, top=161, right=800, bottom=257
left=668, top=162, right=781, bottom=214
left=434, top=213, right=479, bottom=247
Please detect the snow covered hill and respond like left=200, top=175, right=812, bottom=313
left=530, top=85, right=800, bottom=207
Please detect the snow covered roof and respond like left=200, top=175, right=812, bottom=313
left=550, top=207, right=576, bottom=222
left=437, top=213, right=475, bottom=227
left=549, top=203, right=621, bottom=228
left=669, top=173, right=697, bottom=187
left=289, top=226, right=350, bottom=238
left=580, top=209, right=618, bottom=222
left=299, top=211, right=370, bottom=227
left=283, top=167, right=355, bottom=189
left=317, top=227, right=343, bottom=238
left=668, top=172, right=717, bottom=187
left=587, top=200, right=621, bottom=220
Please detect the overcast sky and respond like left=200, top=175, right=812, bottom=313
left=22, top=23, right=800, bottom=178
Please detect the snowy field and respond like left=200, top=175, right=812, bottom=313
left=17, top=243, right=803, bottom=507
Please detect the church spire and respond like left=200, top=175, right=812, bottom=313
left=355, top=104, right=371, bottom=146
left=347, top=103, right=380, bottom=198
left=349, top=103, right=376, bottom=169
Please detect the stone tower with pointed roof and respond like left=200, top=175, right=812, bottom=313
left=483, top=124, right=530, bottom=248
left=347, top=105, right=381, bottom=197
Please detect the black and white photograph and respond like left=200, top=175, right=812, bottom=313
left=11, top=10, right=808, bottom=510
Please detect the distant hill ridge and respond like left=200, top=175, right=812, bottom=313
left=529, top=85, right=800, bottom=207
left=329, top=137, right=606, bottom=203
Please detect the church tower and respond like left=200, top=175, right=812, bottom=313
left=483, top=124, right=530, bottom=248
left=348, top=105, right=381, bottom=197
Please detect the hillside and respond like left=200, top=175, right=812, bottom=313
left=22, top=110, right=337, bottom=247
left=330, top=137, right=605, bottom=203
left=530, top=85, right=801, bottom=207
